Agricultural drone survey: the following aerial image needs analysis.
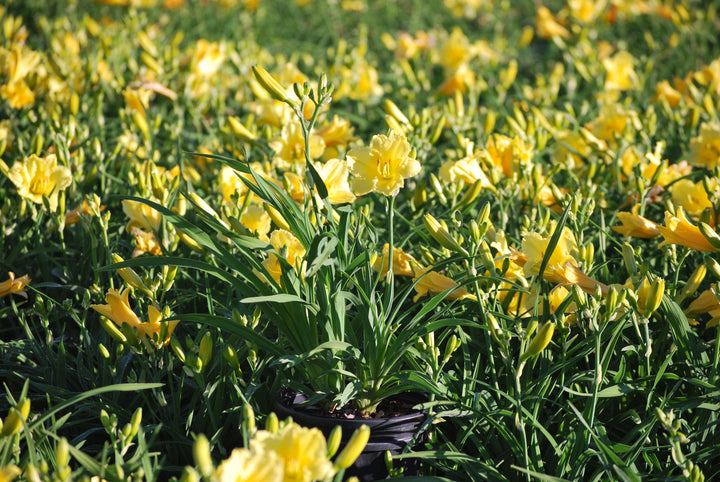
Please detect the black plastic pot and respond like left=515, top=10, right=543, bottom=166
left=274, top=389, right=427, bottom=481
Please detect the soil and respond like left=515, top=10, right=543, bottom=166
left=276, top=388, right=425, bottom=420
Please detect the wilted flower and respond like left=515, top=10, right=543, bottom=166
left=250, top=423, right=335, bottom=482
left=688, top=123, right=720, bottom=169
left=412, top=266, right=477, bottom=302
left=0, top=272, right=31, bottom=299
left=64, top=198, right=105, bottom=227
left=6, top=153, right=72, bottom=211
left=131, top=228, right=163, bottom=257
left=347, top=134, right=421, bottom=197
left=90, top=288, right=178, bottom=345
left=612, top=204, right=661, bottom=238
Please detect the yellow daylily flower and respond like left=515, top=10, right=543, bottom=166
left=372, top=244, right=417, bottom=278
left=347, top=134, right=421, bottom=197
left=314, top=158, right=356, bottom=204
left=412, top=266, right=477, bottom=303
left=688, top=123, right=720, bottom=169
left=670, top=179, right=714, bottom=218
left=261, top=230, right=306, bottom=284
left=6, top=153, right=72, bottom=211
left=250, top=423, right=335, bottom=482
left=658, top=208, right=719, bottom=252
left=213, top=447, right=283, bottom=482
left=90, top=288, right=178, bottom=345
left=602, top=51, right=638, bottom=91
left=612, top=204, right=661, bottom=238
left=0, top=272, right=31, bottom=299
left=122, top=198, right=162, bottom=233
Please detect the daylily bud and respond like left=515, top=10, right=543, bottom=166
left=1, top=397, right=31, bottom=437
left=265, top=203, right=290, bottom=231
left=429, top=114, right=446, bottom=144
left=170, top=337, right=186, bottom=363
left=326, top=425, right=342, bottom=458
left=252, top=65, right=299, bottom=107
left=180, top=467, right=201, bottom=482
left=382, top=99, right=411, bottom=126
left=424, top=214, right=468, bottom=255
left=99, top=316, right=128, bottom=344
left=520, top=321, right=555, bottom=363
left=605, top=285, right=619, bottom=319
left=112, top=254, right=153, bottom=297
left=676, top=264, right=706, bottom=304
left=334, top=425, right=370, bottom=470
left=120, top=322, right=139, bottom=347
left=478, top=240, right=496, bottom=274
left=193, top=435, right=213, bottom=478
left=130, top=407, right=143, bottom=439
left=228, top=116, right=258, bottom=143
left=223, top=345, right=242, bottom=373
left=622, top=242, right=637, bottom=275
left=457, top=178, right=486, bottom=207
left=413, top=181, right=427, bottom=210
left=385, top=115, right=407, bottom=135
left=100, top=409, right=112, bottom=432
left=442, top=334, right=461, bottom=363
left=132, top=111, right=150, bottom=140
left=428, top=173, right=448, bottom=205
left=243, top=403, right=256, bottom=435
left=699, top=222, right=720, bottom=250
left=198, top=332, right=213, bottom=370
left=265, top=412, right=279, bottom=434
left=486, top=312, right=503, bottom=344
left=706, top=257, right=720, bottom=279
left=644, top=278, right=665, bottom=317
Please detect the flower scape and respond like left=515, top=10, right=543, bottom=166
left=1, top=0, right=720, bottom=480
